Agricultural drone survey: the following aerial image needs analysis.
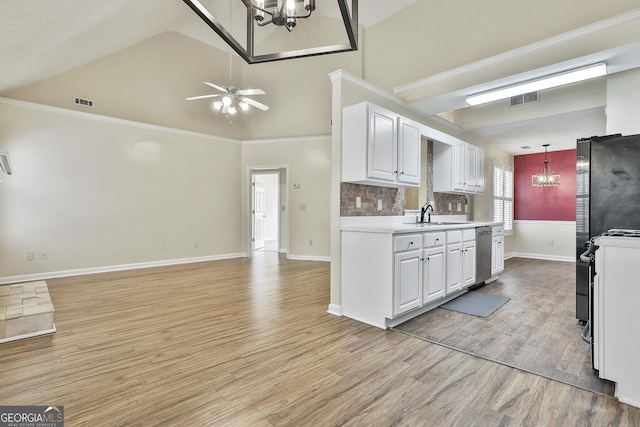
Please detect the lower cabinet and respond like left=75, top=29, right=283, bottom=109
left=463, top=240, right=476, bottom=287
left=341, top=226, right=484, bottom=329
left=394, top=249, right=423, bottom=315
left=492, top=235, right=504, bottom=275
left=423, top=245, right=445, bottom=303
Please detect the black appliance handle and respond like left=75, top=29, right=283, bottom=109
left=579, top=249, right=591, bottom=263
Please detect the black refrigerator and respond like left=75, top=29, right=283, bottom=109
left=575, top=133, right=640, bottom=322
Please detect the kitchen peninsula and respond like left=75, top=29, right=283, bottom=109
left=341, top=216, right=503, bottom=329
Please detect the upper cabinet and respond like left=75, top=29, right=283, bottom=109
left=342, top=102, right=421, bottom=188
left=433, top=138, right=484, bottom=195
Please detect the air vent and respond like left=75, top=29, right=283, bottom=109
left=74, top=97, right=94, bottom=108
left=510, top=91, right=538, bottom=107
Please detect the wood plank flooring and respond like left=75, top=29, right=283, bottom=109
left=394, top=257, right=612, bottom=395
left=1, top=253, right=639, bottom=426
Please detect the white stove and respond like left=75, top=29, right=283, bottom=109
left=592, top=229, right=640, bottom=408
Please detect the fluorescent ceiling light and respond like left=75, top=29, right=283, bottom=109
left=466, top=62, right=607, bottom=106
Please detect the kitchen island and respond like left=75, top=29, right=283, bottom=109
left=341, top=216, right=503, bottom=329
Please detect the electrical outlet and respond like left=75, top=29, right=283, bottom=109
left=27, top=252, right=35, bottom=261
left=356, top=196, right=361, bottom=208
left=549, top=240, right=554, bottom=246
left=308, top=239, right=313, bottom=247
left=39, top=251, right=47, bottom=260
left=377, top=199, right=383, bottom=211
left=457, top=202, right=462, bottom=212
left=448, top=202, right=452, bottom=210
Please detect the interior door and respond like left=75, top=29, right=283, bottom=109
left=253, top=175, right=266, bottom=250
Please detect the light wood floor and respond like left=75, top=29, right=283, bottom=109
left=1, top=254, right=640, bottom=426
left=395, top=257, right=612, bottom=395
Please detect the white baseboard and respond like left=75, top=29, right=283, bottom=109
left=0, top=253, right=248, bottom=285
left=327, top=304, right=343, bottom=316
left=511, top=252, right=575, bottom=263
left=0, top=325, right=57, bottom=344
left=287, top=255, right=331, bottom=262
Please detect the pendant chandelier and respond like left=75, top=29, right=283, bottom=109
left=253, top=0, right=315, bottom=32
left=532, top=144, right=561, bottom=186
left=182, top=0, right=358, bottom=64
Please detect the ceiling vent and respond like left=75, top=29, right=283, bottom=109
left=74, top=97, right=94, bottom=108
left=510, top=91, right=538, bottom=107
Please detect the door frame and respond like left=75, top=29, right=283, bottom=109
left=247, top=165, right=289, bottom=257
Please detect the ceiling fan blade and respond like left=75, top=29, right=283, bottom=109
left=242, top=97, right=269, bottom=111
left=186, top=94, right=221, bottom=101
left=203, top=81, right=229, bottom=93
left=236, top=88, right=265, bottom=96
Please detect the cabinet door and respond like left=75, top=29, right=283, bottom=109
left=465, top=144, right=476, bottom=192
left=394, top=250, right=423, bottom=315
left=475, top=147, right=484, bottom=192
left=492, top=236, right=504, bottom=275
left=453, top=139, right=466, bottom=191
left=397, top=118, right=421, bottom=185
left=446, top=243, right=463, bottom=293
left=423, top=246, right=445, bottom=304
left=368, top=107, right=398, bottom=182
left=463, top=241, right=476, bottom=287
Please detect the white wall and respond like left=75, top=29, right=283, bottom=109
left=512, top=221, right=576, bottom=262
left=607, top=68, right=640, bottom=135
left=0, top=99, right=243, bottom=282
left=241, top=137, right=331, bottom=260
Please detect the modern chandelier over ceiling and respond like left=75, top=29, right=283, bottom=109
left=252, top=0, right=316, bottom=32
left=182, top=0, right=358, bottom=64
left=532, top=144, right=561, bottom=186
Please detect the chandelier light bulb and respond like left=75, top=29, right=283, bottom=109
left=213, top=100, right=223, bottom=110
left=228, top=105, right=237, bottom=115
left=222, top=95, right=232, bottom=106
left=239, top=101, right=249, bottom=111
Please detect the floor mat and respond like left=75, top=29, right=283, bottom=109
left=439, top=291, right=510, bottom=317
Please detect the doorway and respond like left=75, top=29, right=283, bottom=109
left=251, top=169, right=284, bottom=253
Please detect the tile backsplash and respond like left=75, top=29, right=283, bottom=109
left=340, top=139, right=467, bottom=217
left=340, top=183, right=404, bottom=216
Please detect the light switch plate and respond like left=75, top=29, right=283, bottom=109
left=377, top=199, right=383, bottom=211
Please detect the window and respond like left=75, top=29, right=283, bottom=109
left=493, top=161, right=513, bottom=234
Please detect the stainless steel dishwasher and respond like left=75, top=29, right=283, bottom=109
left=475, top=226, right=492, bottom=284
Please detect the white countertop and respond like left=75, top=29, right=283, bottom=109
left=341, top=215, right=502, bottom=234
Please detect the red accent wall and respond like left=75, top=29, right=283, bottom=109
left=514, top=149, right=576, bottom=221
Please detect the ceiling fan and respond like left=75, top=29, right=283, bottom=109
left=186, top=81, right=269, bottom=114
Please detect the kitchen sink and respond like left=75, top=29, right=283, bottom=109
left=412, top=221, right=467, bottom=227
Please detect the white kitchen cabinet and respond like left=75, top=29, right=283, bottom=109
left=463, top=240, right=476, bottom=287
left=397, top=117, right=422, bottom=185
left=492, top=236, right=504, bottom=275
left=433, top=139, right=485, bottom=195
left=446, top=230, right=463, bottom=294
left=342, top=102, right=420, bottom=188
left=423, top=232, right=446, bottom=303
left=394, top=249, right=423, bottom=315
left=446, top=229, right=477, bottom=293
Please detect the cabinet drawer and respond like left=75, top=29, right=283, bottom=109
left=463, top=228, right=475, bottom=242
left=394, top=234, right=422, bottom=252
left=446, top=230, right=462, bottom=244
left=423, top=232, right=445, bottom=248
left=492, top=225, right=504, bottom=236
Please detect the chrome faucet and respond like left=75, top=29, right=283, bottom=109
left=420, top=203, right=434, bottom=223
